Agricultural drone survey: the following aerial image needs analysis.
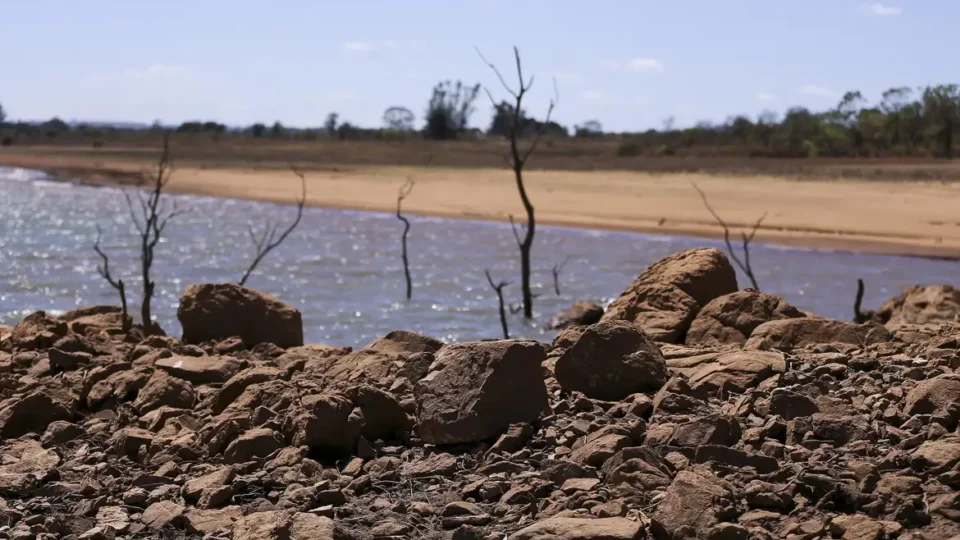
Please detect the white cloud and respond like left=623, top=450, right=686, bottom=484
left=341, top=40, right=396, bottom=53
left=756, top=91, right=778, bottom=103
left=869, top=3, right=902, bottom=16
left=627, top=57, right=664, bottom=73
left=580, top=90, right=607, bottom=103
left=796, top=84, right=836, bottom=98
left=127, top=64, right=188, bottom=81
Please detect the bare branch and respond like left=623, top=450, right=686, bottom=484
left=692, top=182, right=763, bottom=291
left=485, top=269, right=511, bottom=339
left=475, top=47, right=519, bottom=99
left=521, top=78, right=560, bottom=164
left=853, top=278, right=874, bottom=323
left=93, top=225, right=130, bottom=332
left=397, top=177, right=415, bottom=299
left=508, top=215, right=523, bottom=249
left=239, top=165, right=307, bottom=286
left=552, top=256, right=571, bottom=296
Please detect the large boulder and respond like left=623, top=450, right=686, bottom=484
left=132, top=370, right=196, bottom=413
left=7, top=311, right=68, bottom=350
left=601, top=248, right=738, bottom=343
left=876, top=284, right=960, bottom=328
left=177, top=283, right=303, bottom=348
left=687, top=351, right=786, bottom=394
left=414, top=340, right=548, bottom=445
left=903, top=374, right=960, bottom=416
left=155, top=355, right=244, bottom=384
left=326, top=330, right=443, bottom=384
left=554, top=321, right=668, bottom=400
left=685, top=290, right=805, bottom=347
left=284, top=392, right=357, bottom=455
left=653, top=468, right=737, bottom=536
left=745, top=318, right=890, bottom=351
left=511, top=516, right=646, bottom=539
left=0, top=391, right=73, bottom=439
left=58, top=305, right=126, bottom=336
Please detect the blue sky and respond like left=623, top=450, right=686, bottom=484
left=1, top=1, right=953, bottom=132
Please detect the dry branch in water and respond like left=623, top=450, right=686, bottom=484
left=692, top=182, right=765, bottom=291
left=397, top=178, right=415, bottom=299
left=853, top=278, right=875, bottom=323
left=239, top=165, right=307, bottom=286
left=552, top=256, right=570, bottom=296
left=477, top=45, right=559, bottom=319
left=93, top=226, right=131, bottom=332
left=124, top=132, right=185, bottom=333
left=485, top=269, right=511, bottom=339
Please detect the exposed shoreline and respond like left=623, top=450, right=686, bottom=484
left=3, top=152, right=960, bottom=260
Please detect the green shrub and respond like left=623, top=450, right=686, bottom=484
left=655, top=144, right=676, bottom=156
left=92, top=140, right=104, bottom=149
left=1, top=136, right=12, bottom=146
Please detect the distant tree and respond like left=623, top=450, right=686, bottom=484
left=424, top=80, right=481, bottom=140
left=150, top=119, right=164, bottom=132
left=271, top=121, right=286, bottom=138
left=383, top=106, right=416, bottom=131
left=662, top=116, right=676, bottom=132
left=202, top=121, right=226, bottom=134
left=727, top=115, right=754, bottom=143
left=574, top=120, right=603, bottom=137
left=921, top=84, right=960, bottom=158
left=0, top=102, right=6, bottom=126
left=324, top=113, right=339, bottom=136
left=42, top=117, right=70, bottom=138
left=489, top=100, right=530, bottom=137
left=251, top=123, right=267, bottom=138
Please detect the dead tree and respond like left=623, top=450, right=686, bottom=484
left=551, top=256, right=570, bottom=296
left=397, top=178, right=415, bottom=299
left=692, top=182, right=765, bottom=291
left=93, top=226, right=131, bottom=332
left=477, top=46, right=559, bottom=319
left=485, top=270, right=511, bottom=339
left=239, top=166, right=307, bottom=286
left=124, top=132, right=184, bottom=332
left=853, top=278, right=874, bottom=323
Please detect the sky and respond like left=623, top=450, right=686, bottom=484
left=1, top=1, right=955, bottom=132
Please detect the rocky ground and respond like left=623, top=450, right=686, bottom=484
left=0, top=248, right=958, bottom=539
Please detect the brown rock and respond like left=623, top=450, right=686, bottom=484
left=601, top=447, right=672, bottom=490
left=184, top=506, right=244, bottom=534
left=686, top=290, right=805, bottom=346
left=414, top=340, right=548, bottom=445
left=876, top=284, right=960, bottom=328
left=132, top=370, right=196, bottom=413
left=182, top=466, right=234, bottom=504
left=687, top=351, right=785, bottom=394
left=327, top=330, right=442, bottom=383
left=511, top=516, right=645, bottom=539
left=653, top=468, right=736, bottom=536
left=8, top=311, right=68, bottom=349
left=178, top=283, right=303, bottom=348
left=113, top=427, right=154, bottom=459
left=291, top=512, right=335, bottom=539
left=670, top=415, right=741, bottom=447
left=548, top=301, right=605, bottom=330
left=555, top=320, right=668, bottom=400
left=0, top=390, right=73, bottom=438
left=155, top=354, right=244, bottom=384
left=284, top=392, right=356, bottom=455
left=601, top=248, right=738, bottom=343
left=911, top=437, right=960, bottom=470
left=350, top=385, right=414, bottom=441
left=745, top=318, right=890, bottom=351
left=224, top=428, right=284, bottom=463
left=233, top=510, right=291, bottom=540
left=0, top=440, right=60, bottom=496
left=903, top=373, right=960, bottom=416
left=141, top=500, right=185, bottom=529
left=213, top=366, right=285, bottom=413
left=402, top=452, right=457, bottom=477
left=570, top=426, right=632, bottom=467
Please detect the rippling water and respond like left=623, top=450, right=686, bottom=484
left=1, top=167, right=955, bottom=347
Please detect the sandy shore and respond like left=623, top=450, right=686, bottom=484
left=3, top=152, right=960, bottom=259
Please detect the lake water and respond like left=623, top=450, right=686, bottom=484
left=1, top=166, right=956, bottom=348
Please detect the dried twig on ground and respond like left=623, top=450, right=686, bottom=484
left=397, top=178, right=415, bottom=299
left=239, top=165, right=307, bottom=286
left=485, top=270, right=511, bottom=339
left=692, top=182, right=765, bottom=290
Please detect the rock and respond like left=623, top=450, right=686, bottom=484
left=59, top=305, right=126, bottom=335
left=350, top=385, right=414, bottom=441
left=876, top=284, right=960, bottom=328
left=141, top=500, right=185, bottom=529
left=327, top=330, right=443, bottom=383
left=601, top=248, right=738, bottom=343
left=0, top=390, right=72, bottom=438
left=40, top=420, right=84, bottom=446
left=687, top=350, right=785, bottom=394
left=570, top=426, right=632, bottom=467
left=669, top=415, right=741, bottom=447
left=113, top=427, right=154, bottom=459
left=548, top=301, right=605, bottom=330
left=769, top=388, right=819, bottom=420
left=224, top=428, right=284, bottom=463
left=177, top=283, right=303, bottom=347
left=132, top=369, right=196, bottom=413
left=415, top=340, right=548, bottom=445
left=212, top=366, right=285, bottom=413
left=233, top=510, right=291, bottom=540
left=402, top=452, right=457, bottom=477
left=182, top=466, right=234, bottom=504
left=745, top=318, right=891, bottom=351
left=911, top=437, right=960, bottom=470
left=290, top=512, right=335, bottom=540
left=184, top=506, right=244, bottom=534
left=694, top=445, right=779, bottom=474
left=653, top=468, right=736, bottom=536
left=49, top=348, right=93, bottom=371
left=511, top=516, right=645, bottom=539
left=903, top=373, right=960, bottom=416
left=0, top=440, right=60, bottom=496
left=601, top=447, right=672, bottom=490
left=686, top=290, right=805, bottom=346
left=554, top=320, right=668, bottom=400
left=489, top=423, right=534, bottom=455
left=284, top=392, right=356, bottom=455
left=155, top=354, right=244, bottom=384
left=8, top=311, right=68, bottom=349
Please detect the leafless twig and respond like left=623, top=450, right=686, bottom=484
left=477, top=45, right=559, bottom=319
left=853, top=278, right=875, bottom=323
left=552, top=256, right=570, bottom=296
left=239, top=165, right=307, bottom=286
left=692, top=182, right=765, bottom=290
left=485, top=270, right=511, bottom=339
left=93, top=226, right=131, bottom=332
left=397, top=178, right=415, bottom=299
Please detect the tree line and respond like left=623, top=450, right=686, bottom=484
left=2, top=84, right=957, bottom=157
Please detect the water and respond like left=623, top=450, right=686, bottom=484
left=1, top=167, right=956, bottom=348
